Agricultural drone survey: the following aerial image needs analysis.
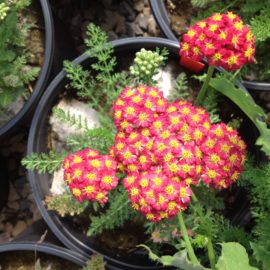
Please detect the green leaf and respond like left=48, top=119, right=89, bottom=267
left=139, top=245, right=208, bottom=270
left=250, top=242, right=270, bottom=270
left=216, top=242, right=258, bottom=270
left=209, top=77, right=270, bottom=156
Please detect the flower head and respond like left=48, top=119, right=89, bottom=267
left=201, top=123, right=246, bottom=189
left=62, top=149, right=118, bottom=203
left=180, top=12, right=255, bottom=71
left=124, top=171, right=192, bottom=222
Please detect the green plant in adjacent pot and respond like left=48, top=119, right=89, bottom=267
left=23, top=15, right=270, bottom=269
left=0, top=0, right=40, bottom=128
left=0, top=0, right=55, bottom=140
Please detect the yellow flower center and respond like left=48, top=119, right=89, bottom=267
left=132, top=95, right=141, bottom=103
left=207, top=170, right=217, bottom=179
left=198, top=21, right=206, bottom=28
left=169, top=163, right=179, bottom=173
left=139, top=155, right=147, bottom=164
left=102, top=175, right=113, bottom=184
left=74, top=169, right=82, bottom=178
left=209, top=24, right=218, bottom=32
left=145, top=100, right=153, bottom=109
left=187, top=29, right=196, bottom=37
left=139, top=112, right=147, bottom=121
left=181, top=107, right=190, bottom=115
left=114, top=110, right=122, bottom=119
left=120, top=120, right=129, bottom=129
left=182, top=150, right=192, bottom=159
left=73, top=155, right=82, bottom=164
left=84, top=186, right=94, bottom=194
left=182, top=164, right=191, bottom=173
left=194, top=129, right=203, bottom=140
left=123, top=151, right=132, bottom=160
left=168, top=201, right=177, bottom=210
left=86, top=172, right=96, bottom=180
left=140, top=178, right=149, bottom=188
left=130, top=188, right=139, bottom=196
left=90, top=159, right=100, bottom=168
left=210, top=154, right=221, bottom=164
left=180, top=187, right=187, bottom=198
left=166, top=185, right=175, bottom=195
left=153, top=177, right=163, bottom=186
left=146, top=213, right=155, bottom=220
left=153, top=121, right=162, bottom=129
left=170, top=116, right=180, bottom=125
left=212, top=13, right=222, bottom=21
left=182, top=42, right=189, bottom=52
left=212, top=53, right=222, bottom=61
left=234, top=21, right=243, bottom=30
left=72, top=188, right=81, bottom=197
left=126, top=106, right=135, bottom=115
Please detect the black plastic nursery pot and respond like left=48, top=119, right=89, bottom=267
left=0, top=242, right=87, bottom=268
left=148, top=0, right=270, bottom=92
left=0, top=156, right=9, bottom=211
left=0, top=0, right=54, bottom=140
left=27, top=37, right=259, bottom=270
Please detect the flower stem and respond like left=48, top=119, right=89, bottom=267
left=194, top=66, right=215, bottom=106
left=178, top=211, right=199, bottom=264
left=191, top=192, right=216, bottom=270
left=207, top=237, right=217, bottom=270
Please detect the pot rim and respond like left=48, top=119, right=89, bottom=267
left=0, top=241, right=86, bottom=267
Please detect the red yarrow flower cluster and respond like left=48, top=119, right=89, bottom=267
left=180, top=12, right=255, bottom=71
left=123, top=171, right=192, bottom=222
left=112, top=86, right=214, bottom=221
left=111, top=85, right=246, bottom=222
left=201, top=123, right=246, bottom=189
left=62, top=149, right=118, bottom=204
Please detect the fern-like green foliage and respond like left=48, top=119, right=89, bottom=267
left=63, top=61, right=98, bottom=108
left=250, top=7, right=270, bottom=43
left=52, top=107, right=91, bottom=131
left=0, top=0, right=39, bottom=110
left=168, top=72, right=190, bottom=102
left=82, top=254, right=106, bottom=270
left=67, top=127, right=115, bottom=155
left=84, top=23, right=129, bottom=110
left=240, top=159, right=270, bottom=249
left=21, top=150, right=67, bottom=174
left=201, top=88, right=220, bottom=124
left=63, top=23, right=132, bottom=124
left=45, top=192, right=89, bottom=217
left=87, top=187, right=136, bottom=236
left=190, top=0, right=214, bottom=8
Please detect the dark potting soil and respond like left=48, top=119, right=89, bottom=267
left=50, top=0, right=160, bottom=55
left=0, top=251, right=79, bottom=270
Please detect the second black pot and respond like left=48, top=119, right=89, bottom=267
left=148, top=0, right=270, bottom=92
